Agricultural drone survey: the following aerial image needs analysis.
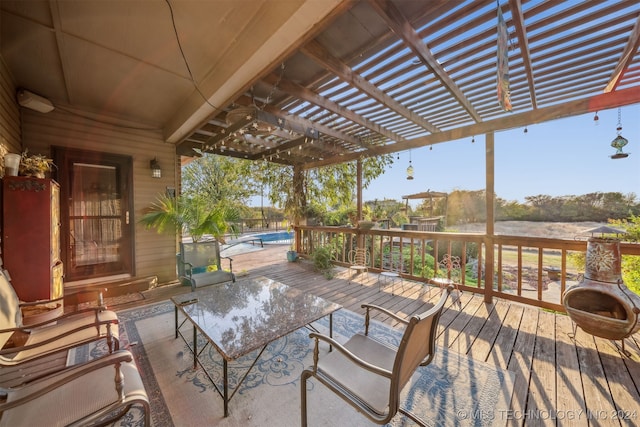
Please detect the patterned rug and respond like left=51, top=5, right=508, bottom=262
left=73, top=301, right=514, bottom=426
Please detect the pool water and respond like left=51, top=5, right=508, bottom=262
left=254, top=231, right=294, bottom=244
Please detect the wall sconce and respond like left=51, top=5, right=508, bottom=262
left=150, top=158, right=162, bottom=178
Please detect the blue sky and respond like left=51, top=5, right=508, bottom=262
left=363, top=105, right=640, bottom=205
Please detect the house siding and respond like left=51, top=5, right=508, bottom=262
left=19, top=107, right=179, bottom=285
left=0, top=56, right=21, bottom=156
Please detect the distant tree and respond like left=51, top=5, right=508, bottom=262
left=252, top=156, right=393, bottom=222
left=182, top=154, right=255, bottom=208
left=610, top=215, right=640, bottom=294
left=447, top=190, right=486, bottom=224
left=496, top=198, right=530, bottom=220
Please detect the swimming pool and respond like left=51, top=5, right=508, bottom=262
left=252, top=231, right=294, bottom=244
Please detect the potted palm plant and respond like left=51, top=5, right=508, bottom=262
left=139, top=193, right=240, bottom=242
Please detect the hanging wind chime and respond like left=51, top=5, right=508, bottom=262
left=610, top=108, right=630, bottom=159
left=406, top=151, right=414, bottom=180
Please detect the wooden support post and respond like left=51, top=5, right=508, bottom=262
left=485, top=132, right=495, bottom=303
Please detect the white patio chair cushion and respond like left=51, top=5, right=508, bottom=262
left=9, top=309, right=119, bottom=364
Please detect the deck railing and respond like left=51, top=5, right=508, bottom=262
left=295, top=225, right=640, bottom=312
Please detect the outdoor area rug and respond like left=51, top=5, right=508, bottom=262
left=72, top=301, right=514, bottom=426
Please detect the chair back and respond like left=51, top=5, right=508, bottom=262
left=0, top=270, right=22, bottom=349
left=383, top=248, right=403, bottom=273
left=389, top=287, right=450, bottom=411
left=180, top=241, right=222, bottom=271
left=437, top=254, right=462, bottom=282
left=349, top=248, right=369, bottom=266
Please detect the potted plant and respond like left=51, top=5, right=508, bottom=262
left=19, top=150, right=55, bottom=178
left=286, top=237, right=298, bottom=262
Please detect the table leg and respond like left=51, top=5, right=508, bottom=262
left=329, top=312, right=333, bottom=352
left=174, top=306, right=178, bottom=339
left=193, top=325, right=197, bottom=369
left=223, top=359, right=229, bottom=417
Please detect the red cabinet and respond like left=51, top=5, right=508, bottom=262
left=1, top=177, right=63, bottom=302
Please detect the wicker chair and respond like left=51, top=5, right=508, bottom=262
left=301, top=286, right=452, bottom=426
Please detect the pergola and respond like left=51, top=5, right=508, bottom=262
left=176, top=1, right=640, bottom=170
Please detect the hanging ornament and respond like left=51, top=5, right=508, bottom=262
left=471, top=136, right=475, bottom=144
left=611, top=108, right=630, bottom=159
left=593, top=111, right=599, bottom=125
left=523, top=126, right=528, bottom=134
left=406, top=151, right=414, bottom=180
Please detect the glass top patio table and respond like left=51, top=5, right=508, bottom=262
left=171, top=276, right=342, bottom=361
left=171, top=276, right=341, bottom=417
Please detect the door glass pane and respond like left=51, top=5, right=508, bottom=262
left=70, top=163, right=122, bottom=267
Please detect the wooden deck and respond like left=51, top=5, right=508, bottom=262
left=129, top=245, right=640, bottom=427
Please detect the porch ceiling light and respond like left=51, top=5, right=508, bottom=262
left=150, top=158, right=162, bottom=178
left=17, top=89, right=54, bottom=113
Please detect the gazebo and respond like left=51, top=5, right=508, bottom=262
left=402, top=190, right=449, bottom=230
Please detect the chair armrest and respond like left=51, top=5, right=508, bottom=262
left=18, top=296, right=64, bottom=308
left=13, top=305, right=110, bottom=330
left=0, top=317, right=119, bottom=356
left=222, top=256, right=233, bottom=273
left=360, top=303, right=408, bottom=336
left=0, top=307, right=109, bottom=334
left=308, top=332, right=391, bottom=379
left=183, top=261, right=194, bottom=277
left=63, top=289, right=107, bottom=309
left=0, top=350, right=134, bottom=411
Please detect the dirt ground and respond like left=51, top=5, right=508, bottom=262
left=450, top=220, right=608, bottom=239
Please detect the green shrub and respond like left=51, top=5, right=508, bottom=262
left=312, top=246, right=335, bottom=279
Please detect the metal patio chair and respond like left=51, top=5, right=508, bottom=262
left=378, top=247, right=404, bottom=295
left=178, top=240, right=235, bottom=291
left=347, top=248, right=370, bottom=286
left=301, top=286, right=452, bottom=426
left=430, top=254, right=463, bottom=308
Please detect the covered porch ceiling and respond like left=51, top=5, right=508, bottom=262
left=2, top=1, right=640, bottom=169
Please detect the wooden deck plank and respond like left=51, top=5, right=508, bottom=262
left=506, top=306, right=539, bottom=427
left=525, top=310, right=557, bottom=427
left=440, top=295, right=488, bottom=353
left=486, top=303, right=523, bottom=367
left=555, top=314, right=586, bottom=427
left=574, top=330, right=620, bottom=426
left=594, top=337, right=640, bottom=426
left=467, top=300, right=510, bottom=362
